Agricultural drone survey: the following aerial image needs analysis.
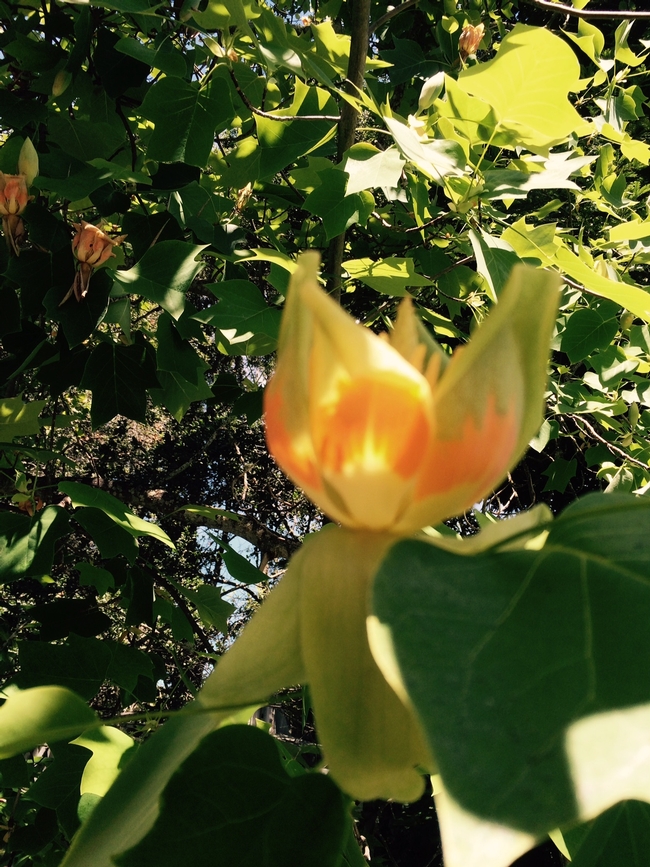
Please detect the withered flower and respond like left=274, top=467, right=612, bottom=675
left=459, top=22, right=485, bottom=61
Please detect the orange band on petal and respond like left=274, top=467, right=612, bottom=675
left=416, top=396, right=519, bottom=501
left=314, top=377, right=432, bottom=480
left=264, top=378, right=322, bottom=491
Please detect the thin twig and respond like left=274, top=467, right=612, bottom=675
left=568, top=414, right=649, bottom=470
left=228, top=68, right=340, bottom=122
left=369, top=0, right=420, bottom=34
left=523, top=0, right=650, bottom=19
left=115, top=99, right=138, bottom=171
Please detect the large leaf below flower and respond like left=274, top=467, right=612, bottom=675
left=371, top=493, right=650, bottom=865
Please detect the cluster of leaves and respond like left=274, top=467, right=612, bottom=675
left=0, top=0, right=649, bottom=865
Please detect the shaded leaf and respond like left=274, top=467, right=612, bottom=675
left=115, top=726, right=348, bottom=867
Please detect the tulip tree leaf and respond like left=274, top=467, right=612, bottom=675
left=60, top=482, right=174, bottom=549
left=303, top=168, right=374, bottom=240
left=0, top=507, right=70, bottom=582
left=179, top=585, right=234, bottom=633
left=140, top=77, right=234, bottom=167
left=343, top=257, right=433, bottom=296
left=384, top=116, right=466, bottom=181
left=0, top=687, right=98, bottom=759
left=565, top=801, right=650, bottom=867
left=115, top=725, right=348, bottom=867
left=112, top=241, right=208, bottom=320
left=561, top=301, right=620, bottom=363
left=343, top=144, right=406, bottom=195
left=150, top=370, right=215, bottom=422
left=61, top=567, right=307, bottom=867
left=372, top=493, right=650, bottom=836
left=554, top=247, right=650, bottom=322
left=0, top=397, right=47, bottom=439
left=80, top=340, right=160, bottom=427
left=457, top=25, right=589, bottom=151
left=72, top=508, right=139, bottom=564
left=18, top=634, right=154, bottom=700
left=194, top=280, right=281, bottom=356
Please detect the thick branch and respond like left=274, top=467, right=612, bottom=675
left=523, top=0, right=650, bottom=19
left=132, top=488, right=300, bottom=561
left=326, top=0, right=372, bottom=300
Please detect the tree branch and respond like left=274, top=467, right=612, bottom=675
left=228, top=68, right=340, bottom=122
left=369, top=0, right=420, bottom=35
left=567, top=414, right=649, bottom=470
left=326, top=0, right=372, bottom=300
left=522, top=0, right=650, bottom=19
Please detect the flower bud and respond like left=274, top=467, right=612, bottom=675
left=17, top=139, right=39, bottom=186
left=0, top=173, right=32, bottom=256
left=52, top=70, right=72, bottom=98
left=418, top=71, right=446, bottom=112
left=0, top=173, right=30, bottom=217
left=62, top=221, right=126, bottom=304
left=459, top=22, right=485, bottom=61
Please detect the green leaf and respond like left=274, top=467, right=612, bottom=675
left=114, top=36, right=186, bottom=78
left=0, top=397, right=47, bottom=439
left=343, top=257, right=432, bottom=296
left=561, top=301, right=620, bottom=363
left=180, top=585, right=234, bottom=633
left=19, top=635, right=154, bottom=700
left=140, top=77, right=234, bottom=167
left=113, top=241, right=207, bottom=320
left=48, top=114, right=125, bottom=163
left=384, top=116, right=466, bottom=182
left=343, top=144, right=406, bottom=195
left=194, top=280, right=281, bottom=356
left=60, top=482, right=174, bottom=549
left=222, top=80, right=337, bottom=188
left=75, top=562, right=115, bottom=595
left=541, top=456, right=577, bottom=493
left=61, top=560, right=306, bottom=867
left=27, top=741, right=90, bottom=841
left=80, top=340, right=159, bottom=426
left=371, top=493, right=650, bottom=839
left=72, top=726, right=137, bottom=798
left=303, top=168, right=373, bottom=241
left=156, top=312, right=208, bottom=384
left=0, top=507, right=70, bottom=582
left=556, top=247, right=650, bottom=321
left=72, top=508, right=139, bottom=563
left=115, top=726, right=347, bottom=867
left=44, top=269, right=113, bottom=349
left=468, top=229, right=521, bottom=301
left=457, top=24, right=590, bottom=151
left=208, top=534, right=266, bottom=585
left=0, top=687, right=97, bottom=759
left=150, top=370, right=215, bottom=422
left=567, top=801, right=650, bottom=867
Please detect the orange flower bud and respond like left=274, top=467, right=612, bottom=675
left=0, top=173, right=32, bottom=256
left=63, top=221, right=126, bottom=304
left=0, top=173, right=30, bottom=217
left=459, top=22, right=485, bottom=61
left=265, top=252, right=559, bottom=534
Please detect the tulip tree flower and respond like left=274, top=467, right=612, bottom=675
left=195, top=252, right=560, bottom=806
left=459, top=22, right=485, bottom=62
left=61, top=221, right=126, bottom=305
left=0, top=138, right=39, bottom=256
